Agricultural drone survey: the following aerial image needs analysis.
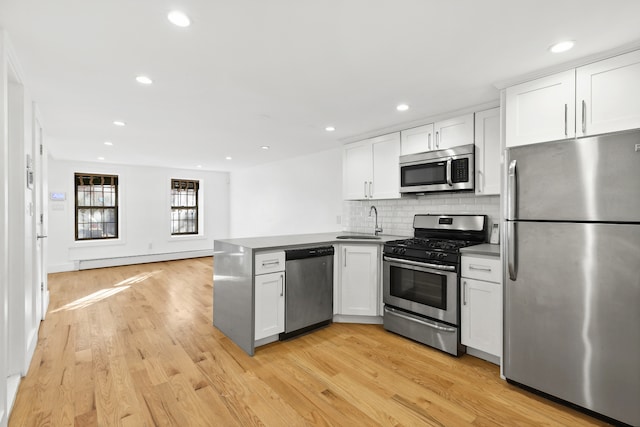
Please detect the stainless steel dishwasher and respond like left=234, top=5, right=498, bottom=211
left=280, top=246, right=334, bottom=340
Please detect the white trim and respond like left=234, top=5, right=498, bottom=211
left=77, top=249, right=213, bottom=270
left=339, top=100, right=500, bottom=145
left=493, top=42, right=640, bottom=89
left=6, top=374, right=20, bottom=416
left=48, top=262, right=75, bottom=273
left=332, top=314, right=383, bottom=324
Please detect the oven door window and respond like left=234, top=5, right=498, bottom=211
left=401, top=162, right=447, bottom=187
left=389, top=264, right=447, bottom=310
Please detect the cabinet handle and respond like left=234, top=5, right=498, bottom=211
left=564, top=103, right=568, bottom=137
left=428, top=133, right=432, bottom=150
left=435, top=131, right=440, bottom=149
left=261, top=260, right=280, bottom=268
left=469, top=264, right=491, bottom=272
left=463, top=281, right=467, bottom=305
left=477, top=170, right=483, bottom=193
left=280, top=274, right=284, bottom=296
left=363, top=181, right=367, bottom=198
left=344, top=248, right=347, bottom=267
left=368, top=181, right=373, bottom=198
left=581, top=100, right=587, bottom=134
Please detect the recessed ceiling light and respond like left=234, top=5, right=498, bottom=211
left=104, top=141, right=113, bottom=146
left=113, top=120, right=126, bottom=126
left=261, top=145, right=270, bottom=150
left=196, top=165, right=202, bottom=168
left=396, top=104, right=410, bottom=112
left=168, top=10, right=191, bottom=27
left=225, top=156, right=232, bottom=160
left=136, top=75, right=153, bottom=85
left=549, top=40, right=575, bottom=53
left=325, top=126, right=336, bottom=132
left=97, top=156, right=105, bottom=161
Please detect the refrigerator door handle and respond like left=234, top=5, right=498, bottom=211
left=507, top=160, right=517, bottom=219
left=507, top=221, right=517, bottom=280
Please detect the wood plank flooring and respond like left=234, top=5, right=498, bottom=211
left=9, top=257, right=611, bottom=426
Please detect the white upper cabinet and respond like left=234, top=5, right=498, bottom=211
left=343, top=132, right=400, bottom=200
left=505, top=49, right=640, bottom=147
left=505, top=70, right=576, bottom=147
left=400, top=123, right=434, bottom=155
left=434, top=113, right=475, bottom=150
left=474, top=107, right=501, bottom=196
left=576, top=49, right=640, bottom=137
left=343, top=141, right=373, bottom=200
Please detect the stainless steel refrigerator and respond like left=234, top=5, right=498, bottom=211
left=504, top=130, right=640, bottom=426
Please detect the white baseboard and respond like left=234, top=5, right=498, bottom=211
left=78, top=249, right=213, bottom=270
left=333, top=314, right=383, bottom=324
left=7, top=374, right=20, bottom=416
left=48, top=262, right=75, bottom=273
left=466, top=346, right=501, bottom=365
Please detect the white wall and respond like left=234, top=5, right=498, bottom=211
left=229, top=148, right=343, bottom=238
left=47, top=159, right=230, bottom=272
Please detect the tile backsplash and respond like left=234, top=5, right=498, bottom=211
left=343, top=193, right=500, bottom=238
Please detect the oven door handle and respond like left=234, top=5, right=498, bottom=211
left=383, top=256, right=456, bottom=272
left=384, top=306, right=457, bottom=333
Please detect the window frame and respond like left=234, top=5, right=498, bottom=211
left=74, top=173, right=119, bottom=241
left=170, top=179, right=199, bottom=236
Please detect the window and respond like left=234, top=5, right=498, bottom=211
left=171, top=179, right=199, bottom=235
left=75, top=173, right=118, bottom=240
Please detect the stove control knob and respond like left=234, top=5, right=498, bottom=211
left=438, top=253, right=447, bottom=259
left=400, top=248, right=406, bottom=255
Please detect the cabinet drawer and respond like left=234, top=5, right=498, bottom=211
left=461, top=256, right=501, bottom=283
left=255, top=251, right=285, bottom=274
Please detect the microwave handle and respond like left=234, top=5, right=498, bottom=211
left=446, top=158, right=453, bottom=186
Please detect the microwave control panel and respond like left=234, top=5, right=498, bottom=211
left=452, top=158, right=469, bottom=183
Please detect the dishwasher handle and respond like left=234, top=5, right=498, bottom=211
left=285, top=246, right=335, bottom=261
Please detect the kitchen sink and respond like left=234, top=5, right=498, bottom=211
left=336, top=235, right=381, bottom=240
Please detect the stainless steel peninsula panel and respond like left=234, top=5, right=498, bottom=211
left=213, top=240, right=255, bottom=355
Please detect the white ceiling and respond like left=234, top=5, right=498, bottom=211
left=2, top=0, right=640, bottom=172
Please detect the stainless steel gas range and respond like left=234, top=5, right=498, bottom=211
left=382, top=214, right=487, bottom=356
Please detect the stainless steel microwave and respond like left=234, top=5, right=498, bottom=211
left=399, top=144, right=475, bottom=194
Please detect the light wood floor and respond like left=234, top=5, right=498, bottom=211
left=9, top=257, right=610, bottom=426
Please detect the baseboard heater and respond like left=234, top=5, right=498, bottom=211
left=77, top=249, right=213, bottom=270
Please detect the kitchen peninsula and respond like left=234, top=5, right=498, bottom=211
left=213, top=232, right=403, bottom=355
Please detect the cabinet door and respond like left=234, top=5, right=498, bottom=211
left=400, top=123, right=434, bottom=155
left=371, top=132, right=400, bottom=199
left=343, top=140, right=372, bottom=200
left=577, top=49, right=640, bottom=137
left=474, top=108, right=501, bottom=196
left=505, top=70, right=575, bottom=147
left=339, top=245, right=378, bottom=316
left=255, top=272, right=285, bottom=340
left=460, top=277, right=501, bottom=357
left=434, top=113, right=474, bottom=150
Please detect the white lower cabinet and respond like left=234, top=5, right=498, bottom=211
left=254, top=259, right=285, bottom=341
left=338, top=245, right=379, bottom=316
left=460, top=255, right=502, bottom=360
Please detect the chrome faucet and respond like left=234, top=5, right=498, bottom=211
left=369, top=205, right=383, bottom=236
